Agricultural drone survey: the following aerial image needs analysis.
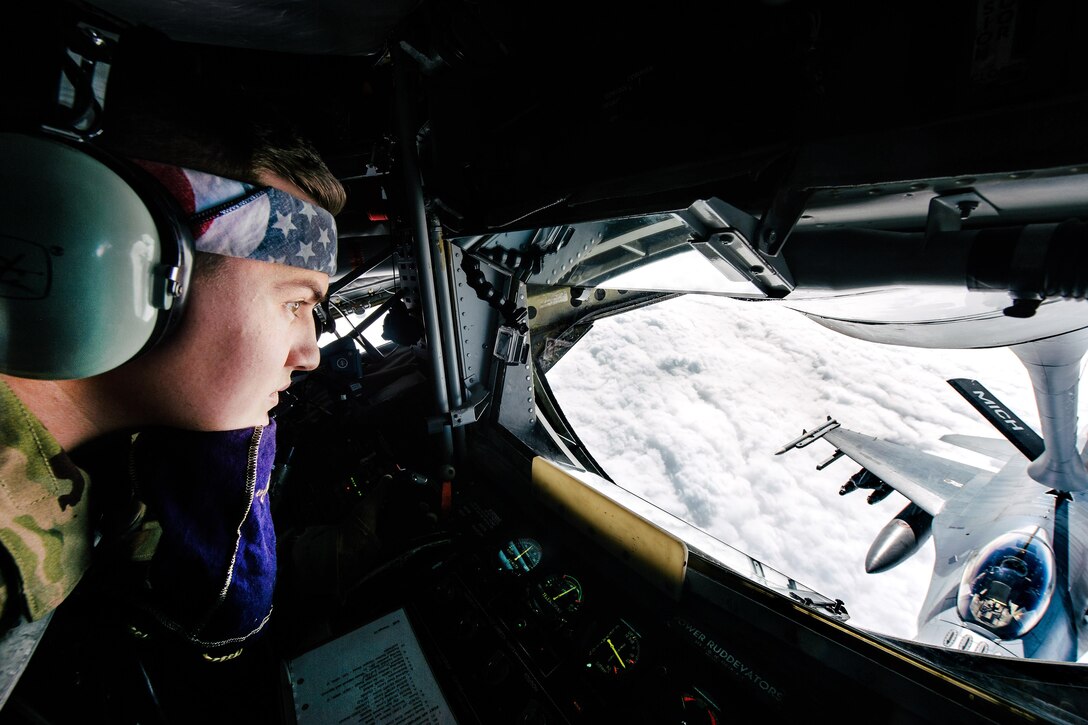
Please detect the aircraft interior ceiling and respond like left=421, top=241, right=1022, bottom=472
left=4, top=1, right=1088, bottom=723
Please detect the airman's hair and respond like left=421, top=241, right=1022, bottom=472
left=99, top=111, right=346, bottom=215
left=250, top=126, right=346, bottom=215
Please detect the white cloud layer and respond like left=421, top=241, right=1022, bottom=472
left=545, top=294, right=1086, bottom=641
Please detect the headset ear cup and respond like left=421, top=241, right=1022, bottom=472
left=117, top=158, right=195, bottom=354
left=0, top=131, right=193, bottom=379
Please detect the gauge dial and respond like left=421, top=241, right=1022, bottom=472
left=677, top=688, right=722, bottom=725
left=586, top=620, right=641, bottom=677
left=529, top=574, right=584, bottom=620
left=497, top=537, right=543, bottom=576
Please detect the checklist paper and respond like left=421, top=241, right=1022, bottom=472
left=285, top=608, right=457, bottom=724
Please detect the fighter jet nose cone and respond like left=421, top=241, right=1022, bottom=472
left=865, top=519, right=916, bottom=574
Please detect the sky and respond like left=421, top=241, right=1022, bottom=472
left=544, top=293, right=1087, bottom=643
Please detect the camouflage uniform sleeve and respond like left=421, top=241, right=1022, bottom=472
left=0, top=562, right=7, bottom=622
left=0, top=381, right=93, bottom=624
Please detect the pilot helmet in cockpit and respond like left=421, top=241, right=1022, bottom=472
left=956, top=527, right=1056, bottom=639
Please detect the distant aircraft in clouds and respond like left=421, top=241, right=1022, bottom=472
left=777, top=327, right=1088, bottom=662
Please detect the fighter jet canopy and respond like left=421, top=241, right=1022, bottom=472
left=956, top=528, right=1056, bottom=640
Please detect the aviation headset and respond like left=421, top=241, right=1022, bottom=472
left=0, top=130, right=193, bottom=379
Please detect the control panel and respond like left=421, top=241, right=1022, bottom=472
left=334, top=474, right=762, bottom=725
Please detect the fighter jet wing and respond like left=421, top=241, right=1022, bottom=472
left=939, top=434, right=1017, bottom=462
left=819, top=427, right=988, bottom=517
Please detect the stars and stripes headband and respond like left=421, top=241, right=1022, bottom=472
left=135, top=160, right=338, bottom=276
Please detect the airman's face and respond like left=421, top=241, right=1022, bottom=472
left=120, top=255, right=327, bottom=430
left=108, top=172, right=330, bottom=431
